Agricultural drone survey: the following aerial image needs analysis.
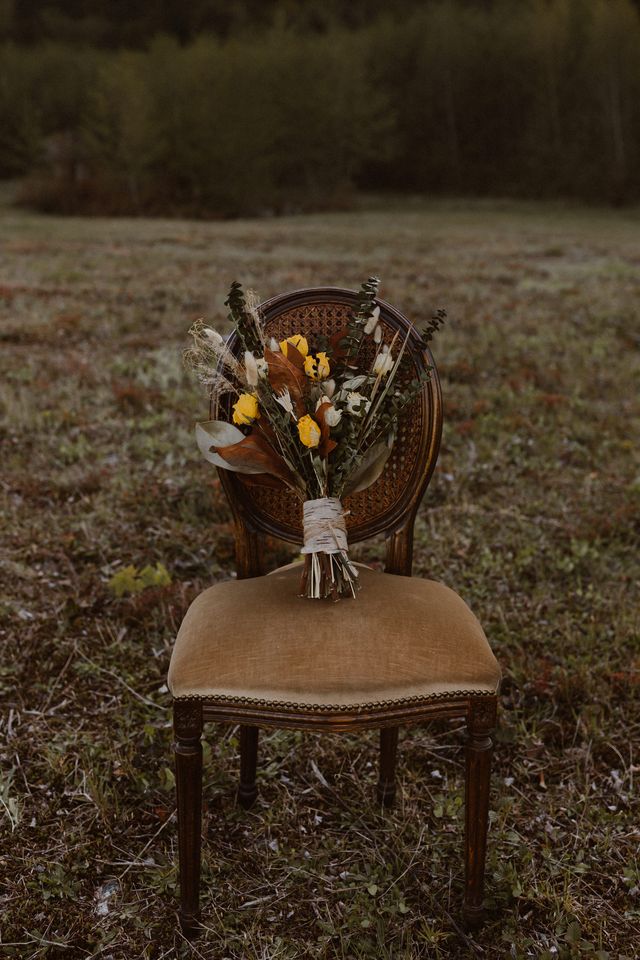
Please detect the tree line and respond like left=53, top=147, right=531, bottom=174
left=4, top=0, right=445, bottom=46
left=1, top=0, right=639, bottom=215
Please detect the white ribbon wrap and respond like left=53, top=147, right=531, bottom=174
left=299, top=497, right=359, bottom=599
left=301, top=497, right=348, bottom=555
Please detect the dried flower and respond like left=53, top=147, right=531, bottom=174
left=345, top=391, right=371, bottom=416
left=373, top=345, right=394, bottom=377
left=244, top=351, right=258, bottom=386
left=275, top=388, right=296, bottom=419
left=297, top=414, right=321, bottom=448
left=244, top=288, right=266, bottom=348
left=316, top=397, right=342, bottom=427
left=203, top=326, right=224, bottom=343
left=304, top=351, right=331, bottom=381
left=232, top=393, right=260, bottom=425
left=280, top=334, right=309, bottom=358
left=185, top=319, right=243, bottom=390
left=189, top=275, right=447, bottom=602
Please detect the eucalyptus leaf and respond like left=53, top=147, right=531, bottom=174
left=343, top=439, right=394, bottom=495
left=342, top=375, right=369, bottom=390
left=196, top=420, right=244, bottom=451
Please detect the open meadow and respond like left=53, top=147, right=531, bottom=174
left=1, top=194, right=639, bottom=958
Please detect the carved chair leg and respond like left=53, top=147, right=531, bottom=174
left=238, top=725, right=259, bottom=810
left=174, top=701, right=203, bottom=937
left=377, top=727, right=399, bottom=806
left=463, top=697, right=497, bottom=928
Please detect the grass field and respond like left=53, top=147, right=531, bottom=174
left=1, top=194, right=639, bottom=959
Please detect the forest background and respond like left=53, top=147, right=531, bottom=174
left=2, top=0, right=640, bottom=216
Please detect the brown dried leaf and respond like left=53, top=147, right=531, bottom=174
left=215, top=432, right=295, bottom=487
left=251, top=416, right=279, bottom=449
left=283, top=341, right=306, bottom=371
left=329, top=326, right=350, bottom=361
left=196, top=420, right=260, bottom=472
left=315, top=401, right=338, bottom=458
left=264, top=348, right=307, bottom=415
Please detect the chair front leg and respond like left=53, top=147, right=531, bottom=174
left=463, top=696, right=497, bottom=927
left=377, top=726, right=399, bottom=806
left=174, top=700, right=203, bottom=936
left=238, top=725, right=259, bottom=809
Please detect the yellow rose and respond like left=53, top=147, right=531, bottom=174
left=279, top=334, right=309, bottom=358
left=304, top=351, right=331, bottom=380
left=316, top=352, right=330, bottom=379
left=232, top=393, right=260, bottom=425
left=297, top=414, right=321, bottom=448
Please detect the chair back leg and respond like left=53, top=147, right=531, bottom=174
left=238, top=725, right=259, bottom=809
left=463, top=697, right=497, bottom=926
left=174, top=701, right=203, bottom=936
left=377, top=726, right=399, bottom=806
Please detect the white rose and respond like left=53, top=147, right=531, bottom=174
left=345, top=391, right=371, bottom=416
left=373, top=346, right=394, bottom=377
left=316, top=397, right=342, bottom=426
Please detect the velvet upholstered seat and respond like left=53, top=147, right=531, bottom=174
left=169, top=287, right=502, bottom=937
left=168, top=564, right=500, bottom=708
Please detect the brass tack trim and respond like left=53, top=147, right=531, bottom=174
left=171, top=688, right=496, bottom=714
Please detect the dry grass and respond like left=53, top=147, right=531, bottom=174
left=0, top=195, right=639, bottom=958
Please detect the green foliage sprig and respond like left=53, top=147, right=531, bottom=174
left=421, top=309, right=447, bottom=345
left=341, top=275, right=380, bottom=368
left=224, top=281, right=263, bottom=354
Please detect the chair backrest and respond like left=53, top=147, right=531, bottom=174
left=214, top=287, right=442, bottom=573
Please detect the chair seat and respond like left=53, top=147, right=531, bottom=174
left=168, top=564, right=501, bottom=711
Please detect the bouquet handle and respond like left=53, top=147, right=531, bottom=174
left=300, top=497, right=359, bottom=600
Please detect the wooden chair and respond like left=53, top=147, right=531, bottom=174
left=168, top=287, right=501, bottom=936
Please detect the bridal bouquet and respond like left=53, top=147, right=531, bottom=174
left=186, top=277, right=445, bottom=600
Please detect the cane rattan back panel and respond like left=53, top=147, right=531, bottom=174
left=216, top=288, right=442, bottom=545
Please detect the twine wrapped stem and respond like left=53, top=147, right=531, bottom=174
left=300, top=497, right=359, bottom=600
